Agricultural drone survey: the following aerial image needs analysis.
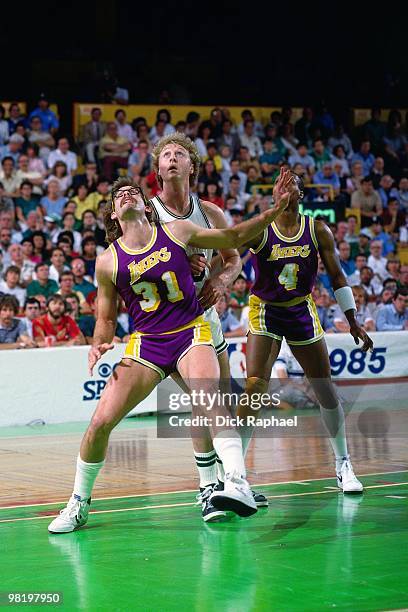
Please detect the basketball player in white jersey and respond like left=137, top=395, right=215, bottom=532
left=151, top=133, right=268, bottom=521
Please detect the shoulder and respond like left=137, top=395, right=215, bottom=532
left=314, top=219, right=334, bottom=246
left=199, top=198, right=228, bottom=228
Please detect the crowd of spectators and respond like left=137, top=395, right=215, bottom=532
left=0, top=99, right=407, bottom=349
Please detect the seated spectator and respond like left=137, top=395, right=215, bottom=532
left=351, top=177, right=382, bottom=228
left=197, top=159, right=223, bottom=195
left=216, top=119, right=240, bottom=157
left=7, top=103, right=25, bottom=137
left=72, top=184, right=96, bottom=220
left=313, top=162, right=340, bottom=200
left=0, top=133, right=24, bottom=164
left=82, top=236, right=97, bottom=280
left=245, top=165, right=262, bottom=194
left=8, top=243, right=35, bottom=287
left=382, top=198, right=405, bottom=235
left=260, top=138, right=285, bottom=178
left=397, top=177, right=408, bottom=212
left=221, top=158, right=247, bottom=195
left=238, top=145, right=261, bottom=175
left=348, top=160, right=365, bottom=193
left=20, top=211, right=44, bottom=242
left=333, top=286, right=375, bottom=332
left=149, top=109, right=175, bottom=144
left=229, top=273, right=249, bottom=319
left=368, top=156, right=385, bottom=189
left=40, top=179, right=67, bottom=219
left=347, top=254, right=368, bottom=286
left=81, top=210, right=106, bottom=246
left=57, top=270, right=91, bottom=314
left=328, top=124, right=354, bottom=158
left=240, top=119, right=263, bottom=158
left=237, top=109, right=264, bottom=139
left=344, top=215, right=360, bottom=255
left=28, top=95, right=59, bottom=135
left=314, top=287, right=335, bottom=331
left=72, top=161, right=99, bottom=194
left=128, top=139, right=152, bottom=181
left=377, top=174, right=399, bottom=208
left=331, top=145, right=350, bottom=177
left=351, top=140, right=375, bottom=175
left=0, top=157, right=20, bottom=198
left=280, top=122, right=298, bottom=156
left=224, top=175, right=250, bottom=211
left=288, top=142, right=315, bottom=173
left=27, top=116, right=55, bottom=162
left=48, top=247, right=70, bottom=283
left=372, top=286, right=395, bottom=319
left=30, top=231, right=49, bottom=263
left=71, top=257, right=96, bottom=298
left=26, top=262, right=59, bottom=298
left=80, top=107, right=106, bottom=164
left=367, top=240, right=388, bottom=283
left=45, top=160, right=72, bottom=195
left=369, top=217, right=395, bottom=256
left=0, top=265, right=26, bottom=308
left=114, top=109, right=135, bottom=143
left=54, top=214, right=79, bottom=252
left=21, top=238, right=36, bottom=264
left=310, top=138, right=332, bottom=171
left=133, top=122, right=152, bottom=149
left=20, top=297, right=41, bottom=339
left=47, top=137, right=77, bottom=176
left=338, top=241, right=356, bottom=278
left=0, top=181, right=15, bottom=215
left=203, top=182, right=224, bottom=209
left=203, top=140, right=223, bottom=172
left=385, top=258, right=401, bottom=284
left=195, top=121, right=212, bottom=158
left=15, top=154, right=44, bottom=195
left=15, top=181, right=42, bottom=224
left=99, top=122, right=131, bottom=181
left=0, top=105, right=9, bottom=146
left=0, top=295, right=35, bottom=349
left=214, top=293, right=246, bottom=337
left=359, top=265, right=382, bottom=299
left=32, top=294, right=86, bottom=346
left=376, top=288, right=408, bottom=331
left=88, top=177, right=111, bottom=212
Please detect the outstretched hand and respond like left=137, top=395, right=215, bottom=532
left=88, top=343, right=115, bottom=376
left=270, top=167, right=295, bottom=214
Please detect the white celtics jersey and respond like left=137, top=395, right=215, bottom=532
left=150, top=193, right=213, bottom=292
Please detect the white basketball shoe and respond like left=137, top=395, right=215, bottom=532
left=337, top=459, right=363, bottom=493
left=210, top=471, right=257, bottom=517
left=48, top=494, right=91, bottom=533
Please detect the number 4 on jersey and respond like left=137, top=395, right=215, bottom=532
left=278, top=263, right=299, bottom=291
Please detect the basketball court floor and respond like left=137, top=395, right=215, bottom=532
left=1, top=398, right=407, bottom=611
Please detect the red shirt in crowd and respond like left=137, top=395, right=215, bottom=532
left=32, top=314, right=81, bottom=343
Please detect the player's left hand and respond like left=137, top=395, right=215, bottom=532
left=349, top=323, right=374, bottom=352
left=197, top=278, right=225, bottom=310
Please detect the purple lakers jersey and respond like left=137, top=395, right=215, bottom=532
left=250, top=214, right=318, bottom=303
left=110, top=223, right=203, bottom=334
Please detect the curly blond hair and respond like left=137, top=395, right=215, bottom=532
left=152, top=132, right=201, bottom=189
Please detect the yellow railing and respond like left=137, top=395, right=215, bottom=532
left=251, top=182, right=335, bottom=201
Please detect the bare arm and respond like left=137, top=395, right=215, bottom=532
left=315, top=220, right=373, bottom=351
left=88, top=249, right=117, bottom=374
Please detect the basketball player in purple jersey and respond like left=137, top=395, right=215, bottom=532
left=48, top=171, right=294, bottom=533
left=238, top=171, right=373, bottom=493
left=150, top=132, right=267, bottom=521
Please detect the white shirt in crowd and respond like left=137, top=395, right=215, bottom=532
left=47, top=149, right=78, bottom=173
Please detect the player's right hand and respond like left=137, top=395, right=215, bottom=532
left=88, top=343, right=114, bottom=376
left=188, top=254, right=209, bottom=276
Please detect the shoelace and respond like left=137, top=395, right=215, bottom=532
left=341, top=461, right=359, bottom=481
left=225, top=472, right=250, bottom=496
left=195, top=486, right=213, bottom=505
left=59, top=498, right=83, bottom=520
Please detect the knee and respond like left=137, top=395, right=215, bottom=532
left=245, top=376, right=269, bottom=395
left=87, top=415, right=113, bottom=439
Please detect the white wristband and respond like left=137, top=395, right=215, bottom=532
left=334, top=286, right=356, bottom=313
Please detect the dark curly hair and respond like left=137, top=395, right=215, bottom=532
left=103, top=177, right=156, bottom=244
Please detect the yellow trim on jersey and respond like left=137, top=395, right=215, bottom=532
left=109, top=243, right=118, bottom=285
left=123, top=332, right=166, bottom=379
left=161, top=222, right=187, bottom=250
left=132, top=315, right=206, bottom=337
left=249, top=228, right=268, bottom=254
left=309, top=215, right=319, bottom=250
left=117, top=224, right=157, bottom=255
left=250, top=292, right=309, bottom=308
left=272, top=214, right=305, bottom=243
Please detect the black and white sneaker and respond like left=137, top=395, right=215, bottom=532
left=252, top=490, right=268, bottom=508
left=196, top=485, right=227, bottom=523
left=210, top=471, right=257, bottom=517
left=217, top=481, right=268, bottom=508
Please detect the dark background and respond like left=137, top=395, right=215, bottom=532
left=1, top=1, right=407, bottom=130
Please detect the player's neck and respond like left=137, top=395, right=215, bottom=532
left=120, top=216, right=154, bottom=250
left=160, top=179, right=190, bottom=213
left=274, top=202, right=300, bottom=230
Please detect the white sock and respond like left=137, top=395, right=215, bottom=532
left=240, top=424, right=254, bottom=458
left=194, top=450, right=217, bottom=489
left=319, top=403, right=349, bottom=471
left=73, top=454, right=105, bottom=500
left=212, top=431, right=246, bottom=477
left=215, top=453, right=225, bottom=483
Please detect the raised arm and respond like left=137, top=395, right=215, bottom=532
left=88, top=249, right=118, bottom=375
left=315, top=220, right=373, bottom=352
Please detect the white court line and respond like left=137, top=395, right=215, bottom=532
left=385, top=495, right=407, bottom=499
left=1, top=469, right=407, bottom=510
left=0, top=482, right=407, bottom=525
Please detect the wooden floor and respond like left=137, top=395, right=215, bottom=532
left=1, top=410, right=407, bottom=507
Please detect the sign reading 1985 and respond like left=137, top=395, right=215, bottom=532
left=329, top=347, right=387, bottom=376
